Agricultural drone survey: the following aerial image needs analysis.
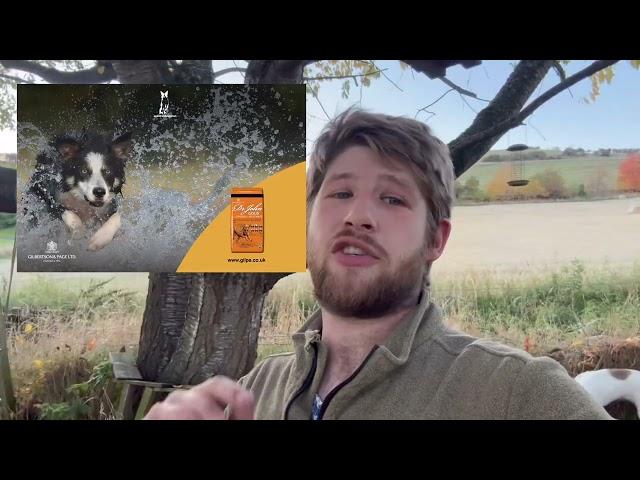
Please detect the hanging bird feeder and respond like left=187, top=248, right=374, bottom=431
left=506, top=143, right=530, bottom=187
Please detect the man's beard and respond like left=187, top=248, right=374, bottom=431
left=308, top=232, right=428, bottom=319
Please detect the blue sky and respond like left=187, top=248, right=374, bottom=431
left=302, top=60, right=640, bottom=154
left=1, top=60, right=638, bottom=154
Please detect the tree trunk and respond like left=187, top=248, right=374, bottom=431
left=448, top=60, right=555, bottom=178
left=138, top=272, right=285, bottom=384
left=114, top=60, right=299, bottom=384
left=245, top=60, right=315, bottom=84
left=110, top=61, right=173, bottom=84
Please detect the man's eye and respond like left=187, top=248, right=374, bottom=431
left=331, top=191, right=352, bottom=199
left=382, top=196, right=405, bottom=206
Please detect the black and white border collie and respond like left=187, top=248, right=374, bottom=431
left=24, top=131, right=132, bottom=251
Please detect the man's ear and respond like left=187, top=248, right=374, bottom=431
left=425, top=218, right=452, bottom=263
left=111, top=132, right=133, bottom=160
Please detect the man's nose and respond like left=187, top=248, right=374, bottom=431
left=344, top=196, right=376, bottom=231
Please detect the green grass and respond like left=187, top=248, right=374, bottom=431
left=258, top=262, right=640, bottom=355
left=6, top=261, right=640, bottom=419
left=432, top=261, right=640, bottom=349
left=0, top=225, right=15, bottom=257
left=0, top=225, right=16, bottom=242
left=5, top=275, right=145, bottom=314
left=6, top=276, right=144, bottom=420
left=459, top=155, right=626, bottom=193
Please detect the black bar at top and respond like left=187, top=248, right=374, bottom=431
left=231, top=193, right=264, bottom=198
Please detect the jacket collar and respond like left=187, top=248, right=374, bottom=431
left=291, top=286, right=442, bottom=366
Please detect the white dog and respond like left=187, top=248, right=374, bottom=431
left=575, top=368, right=640, bottom=416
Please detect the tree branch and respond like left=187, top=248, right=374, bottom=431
left=277, top=60, right=318, bottom=71
left=452, top=60, right=619, bottom=153
left=525, top=120, right=547, bottom=141
left=439, top=76, right=489, bottom=102
left=246, top=60, right=318, bottom=84
left=415, top=89, right=454, bottom=117
left=459, top=93, right=478, bottom=114
left=233, top=61, right=246, bottom=81
left=0, top=72, right=34, bottom=84
left=312, top=88, right=331, bottom=120
left=403, top=60, right=481, bottom=79
left=416, top=110, right=436, bottom=123
left=368, top=60, right=403, bottom=92
left=213, top=67, right=247, bottom=79
left=0, top=60, right=117, bottom=83
left=448, top=60, right=554, bottom=178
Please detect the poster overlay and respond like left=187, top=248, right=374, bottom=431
left=16, top=84, right=306, bottom=272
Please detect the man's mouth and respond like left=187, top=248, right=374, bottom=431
left=342, top=245, right=368, bottom=256
left=331, top=238, right=382, bottom=267
left=332, top=238, right=381, bottom=258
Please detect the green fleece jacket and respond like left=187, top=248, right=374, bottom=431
left=239, top=289, right=612, bottom=420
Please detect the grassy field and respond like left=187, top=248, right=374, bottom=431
left=434, top=197, right=640, bottom=275
left=0, top=225, right=15, bottom=257
left=0, top=225, right=15, bottom=242
left=4, top=277, right=144, bottom=419
left=459, top=155, right=627, bottom=193
left=3, top=260, right=639, bottom=419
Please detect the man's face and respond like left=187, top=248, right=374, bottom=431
left=307, top=145, right=448, bottom=318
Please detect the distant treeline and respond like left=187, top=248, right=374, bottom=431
left=482, top=147, right=639, bottom=163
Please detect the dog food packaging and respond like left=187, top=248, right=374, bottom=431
left=231, top=188, right=264, bottom=253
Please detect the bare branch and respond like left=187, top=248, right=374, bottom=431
left=308, top=113, right=330, bottom=122
left=311, top=89, right=331, bottom=120
left=232, top=60, right=246, bottom=80
left=0, top=72, right=34, bottom=84
left=452, top=60, right=619, bottom=152
left=0, top=60, right=116, bottom=83
left=551, top=61, right=566, bottom=81
left=525, top=120, right=547, bottom=141
left=213, top=67, right=248, bottom=79
left=459, top=93, right=478, bottom=113
left=415, top=108, right=436, bottom=122
left=368, top=61, right=403, bottom=92
left=416, top=88, right=454, bottom=117
left=439, top=76, right=490, bottom=102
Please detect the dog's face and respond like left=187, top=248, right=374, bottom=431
left=55, top=132, right=131, bottom=208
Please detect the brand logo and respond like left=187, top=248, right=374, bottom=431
left=154, top=90, right=177, bottom=118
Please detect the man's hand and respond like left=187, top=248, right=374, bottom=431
left=144, top=376, right=255, bottom=420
